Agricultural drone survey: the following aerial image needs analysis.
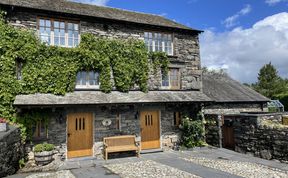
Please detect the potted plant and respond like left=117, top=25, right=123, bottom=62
left=33, top=143, right=55, bottom=165
left=0, top=118, right=7, bottom=132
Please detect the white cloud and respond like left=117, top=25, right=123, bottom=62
left=265, top=0, right=287, bottom=5
left=222, top=4, right=252, bottom=28
left=69, top=0, right=110, bottom=6
left=201, top=12, right=288, bottom=83
left=159, top=13, right=168, bottom=17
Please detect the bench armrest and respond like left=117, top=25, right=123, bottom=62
left=103, top=143, right=108, bottom=148
left=135, top=140, right=141, bottom=147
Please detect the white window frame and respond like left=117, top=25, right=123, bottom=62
left=75, top=71, right=100, bottom=89
left=37, top=17, right=80, bottom=48
left=144, top=32, right=174, bottom=56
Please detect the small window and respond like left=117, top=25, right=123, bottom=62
left=144, top=32, right=173, bottom=55
left=76, top=71, right=100, bottom=89
left=161, top=68, right=180, bottom=89
left=16, top=59, right=23, bottom=80
left=174, top=112, right=181, bottom=126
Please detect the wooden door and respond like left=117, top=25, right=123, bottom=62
left=67, top=113, right=93, bottom=158
left=222, top=120, right=235, bottom=150
left=140, top=111, right=160, bottom=150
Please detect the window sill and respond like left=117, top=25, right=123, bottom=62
left=75, top=86, right=100, bottom=90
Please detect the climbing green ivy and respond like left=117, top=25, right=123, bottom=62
left=0, top=11, right=169, bottom=125
left=149, top=52, right=169, bottom=75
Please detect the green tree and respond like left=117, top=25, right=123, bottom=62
left=254, top=62, right=285, bottom=99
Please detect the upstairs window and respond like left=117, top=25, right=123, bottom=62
left=38, top=18, right=80, bottom=47
left=76, top=71, right=100, bottom=89
left=162, top=68, right=180, bottom=89
left=144, top=32, right=173, bottom=55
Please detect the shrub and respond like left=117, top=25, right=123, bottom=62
left=180, top=117, right=206, bottom=148
left=34, top=143, right=55, bottom=153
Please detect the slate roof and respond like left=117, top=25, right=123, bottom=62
left=13, top=91, right=212, bottom=106
left=0, top=0, right=201, bottom=33
left=202, top=72, right=270, bottom=103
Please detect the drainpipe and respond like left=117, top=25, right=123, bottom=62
left=217, top=115, right=223, bottom=148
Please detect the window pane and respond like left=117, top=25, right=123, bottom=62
left=60, top=37, right=65, bottom=46
left=60, top=22, right=65, bottom=28
left=82, top=72, right=87, bottom=85
left=39, top=19, right=45, bottom=27
left=74, top=39, right=79, bottom=46
left=170, top=69, right=179, bottom=88
left=54, top=21, right=59, bottom=28
left=60, top=29, right=65, bottom=36
left=46, top=20, right=51, bottom=27
left=162, top=70, right=169, bottom=87
left=54, top=37, right=59, bottom=45
left=68, top=23, right=73, bottom=30
left=76, top=72, right=81, bottom=85
left=74, top=24, right=78, bottom=31
left=68, top=38, right=73, bottom=47
left=74, top=31, right=79, bottom=38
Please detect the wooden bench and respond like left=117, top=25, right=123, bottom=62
left=103, top=135, right=140, bottom=160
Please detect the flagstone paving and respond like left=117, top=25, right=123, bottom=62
left=6, top=147, right=288, bottom=178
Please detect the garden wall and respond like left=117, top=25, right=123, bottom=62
left=0, top=125, right=25, bottom=177
left=233, top=113, right=288, bottom=162
left=205, top=113, right=288, bottom=163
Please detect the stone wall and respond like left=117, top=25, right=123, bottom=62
left=233, top=113, right=288, bottom=162
left=204, top=103, right=263, bottom=115
left=43, top=104, right=191, bottom=158
left=0, top=125, right=25, bottom=177
left=6, top=10, right=202, bottom=91
left=205, top=114, right=220, bottom=147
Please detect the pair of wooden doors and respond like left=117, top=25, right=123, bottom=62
left=67, top=111, right=161, bottom=158
left=140, top=111, right=161, bottom=150
left=67, top=113, right=93, bottom=158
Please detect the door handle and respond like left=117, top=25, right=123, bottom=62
left=68, top=133, right=71, bottom=137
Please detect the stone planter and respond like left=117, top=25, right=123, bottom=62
left=34, top=151, right=54, bottom=165
left=0, top=122, right=7, bottom=132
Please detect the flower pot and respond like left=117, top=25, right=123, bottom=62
left=0, top=123, right=7, bottom=132
left=34, top=151, right=54, bottom=165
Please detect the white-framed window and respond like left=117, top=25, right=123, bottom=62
left=144, top=32, right=173, bottom=55
left=161, top=68, right=180, bottom=89
left=38, top=18, right=80, bottom=47
left=76, top=71, right=100, bottom=89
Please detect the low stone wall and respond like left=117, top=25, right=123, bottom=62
left=234, top=113, right=288, bottom=162
left=0, top=125, right=25, bottom=177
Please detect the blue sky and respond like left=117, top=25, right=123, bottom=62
left=71, top=0, right=288, bottom=83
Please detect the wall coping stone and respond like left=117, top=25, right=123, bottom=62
left=0, top=125, right=18, bottom=141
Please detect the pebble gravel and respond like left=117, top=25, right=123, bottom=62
left=183, top=156, right=288, bottom=178
left=104, top=160, right=201, bottom=178
left=26, top=170, right=75, bottom=178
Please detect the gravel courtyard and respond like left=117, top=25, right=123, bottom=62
left=7, top=148, right=288, bottom=178
left=102, top=148, right=288, bottom=178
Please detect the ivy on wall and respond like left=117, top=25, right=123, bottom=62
left=0, top=11, right=169, bottom=123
